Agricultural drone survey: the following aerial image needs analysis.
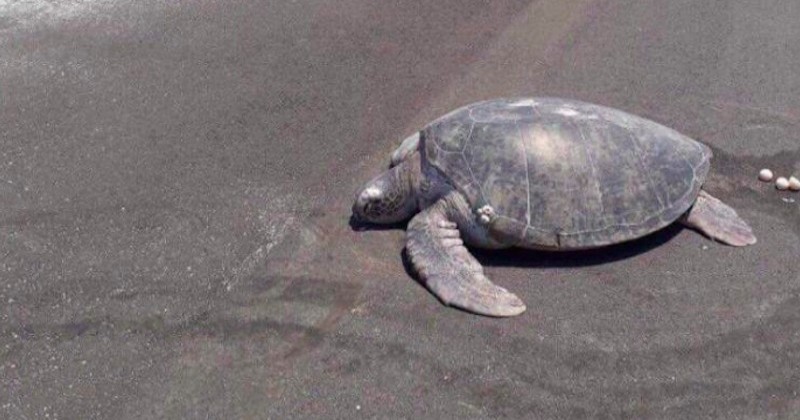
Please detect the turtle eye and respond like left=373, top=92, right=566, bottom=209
left=364, top=197, right=384, bottom=217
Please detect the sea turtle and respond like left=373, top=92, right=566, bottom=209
left=352, top=98, right=756, bottom=317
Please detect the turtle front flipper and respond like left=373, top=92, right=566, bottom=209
left=406, top=198, right=526, bottom=317
left=680, top=190, right=757, bottom=246
left=390, top=132, right=420, bottom=168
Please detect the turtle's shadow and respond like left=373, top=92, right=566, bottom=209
left=348, top=215, right=408, bottom=232
left=351, top=214, right=685, bottom=273
left=398, top=223, right=685, bottom=279
left=474, top=223, right=684, bottom=269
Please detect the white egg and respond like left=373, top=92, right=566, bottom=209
left=789, top=176, right=800, bottom=192
left=775, top=177, right=790, bottom=190
left=758, top=168, right=774, bottom=182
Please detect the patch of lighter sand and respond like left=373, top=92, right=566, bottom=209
left=399, top=0, right=598, bottom=134
left=0, top=0, right=111, bottom=30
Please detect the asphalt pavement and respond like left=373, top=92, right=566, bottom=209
left=1, top=0, right=799, bottom=418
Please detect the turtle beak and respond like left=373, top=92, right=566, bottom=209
left=352, top=186, right=383, bottom=222
left=352, top=160, right=419, bottom=224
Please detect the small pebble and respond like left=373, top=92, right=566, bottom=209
left=758, top=168, right=774, bottom=182
left=775, top=177, right=790, bottom=190
left=789, top=176, right=800, bottom=191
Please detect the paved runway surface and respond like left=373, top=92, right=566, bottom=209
left=1, top=0, right=799, bottom=418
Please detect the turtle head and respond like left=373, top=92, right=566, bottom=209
left=353, top=156, right=420, bottom=224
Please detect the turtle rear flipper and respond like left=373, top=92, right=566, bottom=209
left=406, top=198, right=526, bottom=317
left=681, top=190, right=757, bottom=246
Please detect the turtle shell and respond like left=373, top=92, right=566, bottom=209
left=421, top=98, right=711, bottom=250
